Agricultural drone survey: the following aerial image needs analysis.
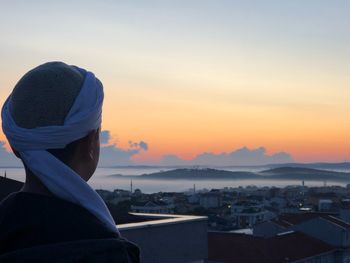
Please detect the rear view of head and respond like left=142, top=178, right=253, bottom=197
left=2, top=62, right=118, bottom=232
left=9, top=61, right=101, bottom=181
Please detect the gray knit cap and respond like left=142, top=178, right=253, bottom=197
left=9, top=62, right=84, bottom=129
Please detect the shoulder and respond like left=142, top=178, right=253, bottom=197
left=0, top=191, right=88, bottom=222
left=0, top=191, right=117, bottom=234
left=0, top=191, right=120, bottom=255
left=0, top=238, right=140, bottom=263
left=0, top=191, right=23, bottom=218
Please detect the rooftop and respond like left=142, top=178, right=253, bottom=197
left=271, top=213, right=350, bottom=229
left=119, top=213, right=208, bottom=263
left=118, top=212, right=206, bottom=231
left=208, top=231, right=335, bottom=263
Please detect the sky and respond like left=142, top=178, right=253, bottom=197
left=0, top=0, right=350, bottom=166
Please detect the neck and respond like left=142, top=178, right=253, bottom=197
left=21, top=167, right=53, bottom=196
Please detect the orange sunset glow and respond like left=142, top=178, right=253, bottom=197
left=1, top=1, right=350, bottom=165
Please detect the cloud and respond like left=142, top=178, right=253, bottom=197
left=0, top=141, right=22, bottom=167
left=158, top=146, right=293, bottom=166
left=139, top=141, right=148, bottom=151
left=128, top=140, right=148, bottom=151
left=100, top=130, right=111, bottom=144
left=98, top=130, right=149, bottom=166
left=158, top=154, right=184, bottom=166
left=0, top=131, right=149, bottom=167
left=98, top=145, right=140, bottom=166
left=0, top=134, right=291, bottom=168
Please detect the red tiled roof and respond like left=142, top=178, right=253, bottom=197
left=271, top=218, right=293, bottom=228
left=271, top=213, right=350, bottom=230
left=208, top=231, right=335, bottom=263
left=322, top=215, right=350, bottom=229
left=279, top=213, right=326, bottom=225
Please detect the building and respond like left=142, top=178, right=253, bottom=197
left=120, top=213, right=208, bottom=263
left=253, top=220, right=289, bottom=238
left=267, top=196, right=287, bottom=210
left=319, top=199, right=333, bottom=211
left=231, top=201, right=268, bottom=228
left=188, top=193, right=200, bottom=204
left=131, top=200, right=175, bottom=214
left=207, top=231, right=336, bottom=263
left=96, top=189, right=131, bottom=205
left=253, top=212, right=337, bottom=238
left=253, top=212, right=350, bottom=262
left=133, top=188, right=142, bottom=197
left=199, top=192, right=222, bottom=209
left=292, top=215, right=350, bottom=247
left=339, top=199, right=350, bottom=223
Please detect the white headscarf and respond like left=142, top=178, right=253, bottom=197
left=1, top=66, right=119, bottom=234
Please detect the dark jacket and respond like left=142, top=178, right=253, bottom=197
left=0, top=192, right=140, bottom=262
left=0, top=238, right=138, bottom=263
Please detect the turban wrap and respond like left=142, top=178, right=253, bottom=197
left=1, top=66, right=119, bottom=234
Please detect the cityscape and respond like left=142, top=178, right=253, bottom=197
left=3, top=165, right=350, bottom=262
left=1, top=1, right=350, bottom=262
left=95, top=175, right=350, bottom=262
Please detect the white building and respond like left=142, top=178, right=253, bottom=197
left=318, top=199, right=333, bottom=211
left=231, top=201, right=268, bottom=228
left=96, top=189, right=131, bottom=205
left=131, top=201, right=175, bottom=214
left=188, top=194, right=200, bottom=204
left=268, top=197, right=287, bottom=209
left=199, top=192, right=222, bottom=208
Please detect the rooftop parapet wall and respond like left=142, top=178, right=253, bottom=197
left=118, top=213, right=208, bottom=263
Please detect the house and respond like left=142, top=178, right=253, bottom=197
left=253, top=212, right=350, bottom=262
left=292, top=215, right=350, bottom=247
left=200, top=192, right=222, bottom=209
left=253, top=212, right=337, bottom=238
left=231, top=201, right=268, bottom=228
left=96, top=189, right=131, bottom=205
left=319, top=199, right=334, bottom=211
left=131, top=200, right=175, bottom=214
left=339, top=199, right=350, bottom=223
left=291, top=215, right=350, bottom=261
left=253, top=220, right=289, bottom=238
left=207, top=231, right=336, bottom=263
left=188, top=193, right=200, bottom=204
left=268, top=196, right=287, bottom=210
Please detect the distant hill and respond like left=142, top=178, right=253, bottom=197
left=101, top=162, right=350, bottom=172
left=140, top=168, right=259, bottom=179
left=268, top=162, right=350, bottom=170
left=0, top=177, right=23, bottom=201
left=136, top=167, right=350, bottom=181
left=108, top=166, right=350, bottom=182
left=261, top=167, right=350, bottom=181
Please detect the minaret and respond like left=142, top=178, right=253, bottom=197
left=130, top=179, right=133, bottom=193
left=4, top=170, right=6, bottom=178
left=193, top=184, right=196, bottom=194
